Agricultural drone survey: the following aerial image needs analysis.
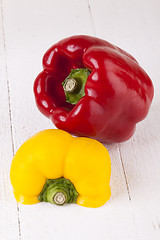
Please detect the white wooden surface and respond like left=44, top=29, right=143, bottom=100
left=0, top=0, right=160, bottom=239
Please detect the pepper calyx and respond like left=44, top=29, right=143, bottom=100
left=62, top=68, right=90, bottom=105
left=38, top=178, right=78, bottom=205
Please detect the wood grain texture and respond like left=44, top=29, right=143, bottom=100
left=0, top=0, right=160, bottom=239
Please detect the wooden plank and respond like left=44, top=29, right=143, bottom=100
left=0, top=1, right=20, bottom=239
left=118, top=107, right=160, bottom=239
left=89, top=0, right=160, bottom=239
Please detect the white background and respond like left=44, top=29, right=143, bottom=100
left=0, top=0, right=160, bottom=239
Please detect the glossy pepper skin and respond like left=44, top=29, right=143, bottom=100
left=10, top=129, right=111, bottom=208
left=34, top=35, right=154, bottom=143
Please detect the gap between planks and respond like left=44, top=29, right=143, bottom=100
left=86, top=0, right=132, bottom=203
left=87, top=0, right=96, bottom=36
left=118, top=143, right=131, bottom=201
left=0, top=0, right=21, bottom=239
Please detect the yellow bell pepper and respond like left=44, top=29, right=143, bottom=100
left=10, top=129, right=111, bottom=208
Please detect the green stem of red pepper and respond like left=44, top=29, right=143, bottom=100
left=62, top=68, right=90, bottom=105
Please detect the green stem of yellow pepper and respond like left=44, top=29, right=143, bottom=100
left=38, top=178, right=78, bottom=205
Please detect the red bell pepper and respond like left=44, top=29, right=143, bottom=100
left=34, top=35, right=154, bottom=143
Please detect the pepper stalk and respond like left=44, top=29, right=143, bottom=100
left=38, top=178, right=78, bottom=205
left=62, top=68, right=90, bottom=105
